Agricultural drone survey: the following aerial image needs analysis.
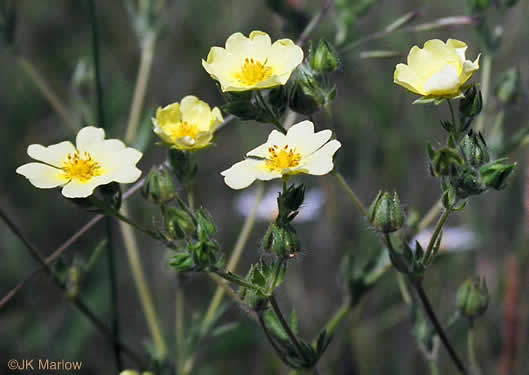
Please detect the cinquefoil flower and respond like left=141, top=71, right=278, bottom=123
left=16, top=126, right=142, bottom=198
left=153, top=95, right=223, bottom=150
left=221, top=120, right=341, bottom=189
left=202, top=30, right=303, bottom=92
left=394, top=39, right=480, bottom=98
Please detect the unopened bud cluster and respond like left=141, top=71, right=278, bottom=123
left=426, top=86, right=516, bottom=205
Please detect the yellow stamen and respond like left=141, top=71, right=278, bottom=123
left=62, top=150, right=102, bottom=182
left=163, top=121, right=201, bottom=142
left=234, top=58, right=273, bottom=86
left=265, top=144, right=301, bottom=171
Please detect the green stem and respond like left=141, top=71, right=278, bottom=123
left=201, top=183, right=265, bottom=334
left=321, top=302, right=351, bottom=337
left=418, top=199, right=443, bottom=232
left=428, top=359, right=440, bottom=375
left=414, top=283, right=468, bottom=374
left=396, top=272, right=412, bottom=305
left=468, top=324, right=481, bottom=375
left=213, top=270, right=268, bottom=295
left=118, top=204, right=167, bottom=359
left=0, top=208, right=144, bottom=367
left=87, top=1, right=121, bottom=370
left=105, top=218, right=122, bottom=371
left=269, top=295, right=311, bottom=363
left=125, top=33, right=156, bottom=143
left=176, top=284, right=185, bottom=374
left=333, top=171, right=368, bottom=218
left=424, top=208, right=450, bottom=262
left=447, top=99, right=457, bottom=134
left=475, top=54, right=492, bottom=133
left=17, top=56, right=78, bottom=133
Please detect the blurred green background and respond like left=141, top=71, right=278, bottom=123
left=1, top=0, right=528, bottom=374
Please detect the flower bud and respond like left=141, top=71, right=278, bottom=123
left=459, top=86, right=483, bottom=118
left=368, top=191, right=404, bottom=233
left=169, top=252, right=195, bottom=272
left=288, top=65, right=325, bottom=115
left=452, top=167, right=486, bottom=199
left=277, top=184, right=305, bottom=223
left=428, top=145, right=463, bottom=177
left=480, top=160, right=516, bottom=190
left=162, top=206, right=196, bottom=240
left=142, top=167, right=175, bottom=204
left=262, top=223, right=300, bottom=259
left=461, top=131, right=489, bottom=168
left=456, top=277, right=489, bottom=319
left=309, top=39, right=340, bottom=73
left=196, top=208, right=216, bottom=241
left=496, top=68, right=520, bottom=105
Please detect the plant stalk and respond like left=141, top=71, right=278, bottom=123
left=201, top=183, right=265, bottom=333
left=415, top=283, right=468, bottom=374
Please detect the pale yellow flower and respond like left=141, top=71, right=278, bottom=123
left=152, top=95, right=223, bottom=150
left=221, top=120, right=341, bottom=189
left=119, top=371, right=153, bottom=375
left=394, top=39, right=480, bottom=98
left=202, top=30, right=304, bottom=92
left=16, top=126, right=142, bottom=198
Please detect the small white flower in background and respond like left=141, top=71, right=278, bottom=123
left=411, top=227, right=477, bottom=253
left=16, top=126, right=142, bottom=198
left=235, top=185, right=326, bottom=222
left=221, top=120, right=341, bottom=190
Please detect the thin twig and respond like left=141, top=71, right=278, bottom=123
left=296, top=0, right=332, bottom=46
left=88, top=1, right=122, bottom=370
left=0, top=208, right=144, bottom=367
left=333, top=171, right=368, bottom=218
left=16, top=56, right=78, bottom=133
left=125, top=33, right=156, bottom=144
left=415, top=283, right=468, bottom=374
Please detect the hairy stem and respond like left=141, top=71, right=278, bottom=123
left=269, top=295, right=310, bottom=363
left=424, top=208, right=450, bottom=261
left=415, top=283, right=468, bottom=374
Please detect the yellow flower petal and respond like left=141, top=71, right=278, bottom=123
left=394, top=39, right=479, bottom=98
left=153, top=96, right=221, bottom=150
left=202, top=30, right=303, bottom=92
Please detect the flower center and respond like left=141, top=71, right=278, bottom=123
left=265, top=144, right=301, bottom=171
left=164, top=121, right=201, bottom=142
left=62, top=150, right=102, bottom=182
left=234, top=58, right=273, bottom=86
